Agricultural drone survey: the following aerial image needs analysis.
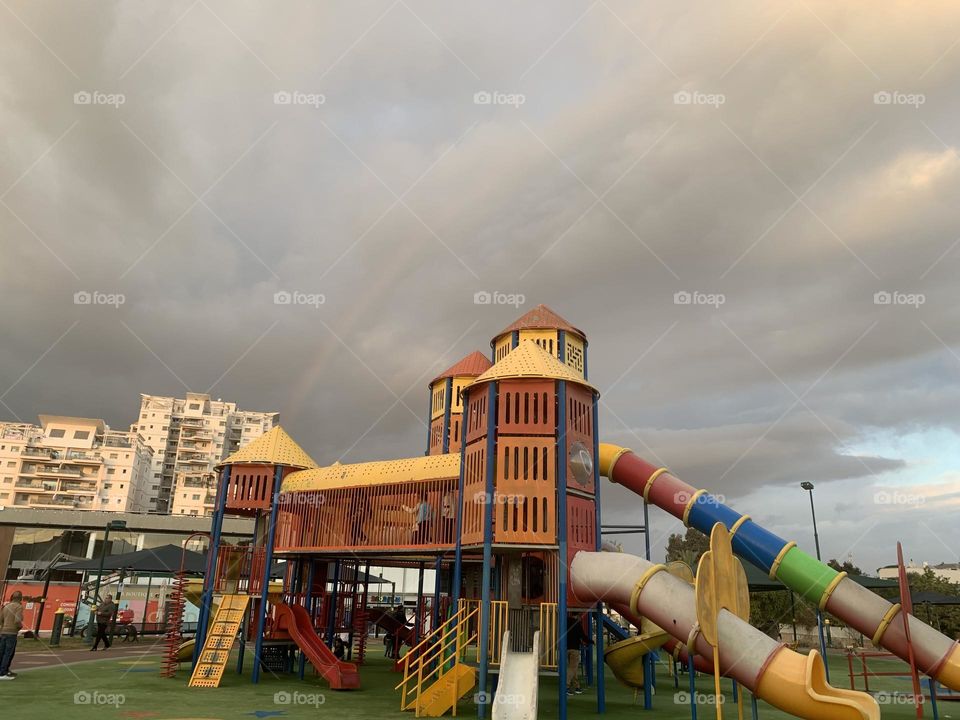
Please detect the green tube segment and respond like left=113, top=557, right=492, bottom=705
left=774, top=546, right=839, bottom=604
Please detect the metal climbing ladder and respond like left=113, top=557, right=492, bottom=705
left=188, top=594, right=250, bottom=688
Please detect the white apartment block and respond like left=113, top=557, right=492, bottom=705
left=133, top=392, right=278, bottom=515
left=0, top=416, right=154, bottom=512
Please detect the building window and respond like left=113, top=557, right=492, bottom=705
left=49, top=429, right=66, bottom=438
left=189, top=403, right=200, bottom=410
left=109, top=453, right=118, bottom=459
left=73, top=430, right=90, bottom=440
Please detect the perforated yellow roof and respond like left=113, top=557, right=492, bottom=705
left=282, top=453, right=461, bottom=492
left=218, top=426, right=318, bottom=470
left=467, top=340, right=596, bottom=391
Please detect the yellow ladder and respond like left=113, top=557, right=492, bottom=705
left=188, top=594, right=250, bottom=688
left=395, top=605, right=479, bottom=717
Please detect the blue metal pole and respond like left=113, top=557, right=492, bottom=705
left=930, top=677, right=940, bottom=720
left=557, top=380, right=569, bottom=720
left=643, top=652, right=653, bottom=708
left=427, top=382, right=435, bottom=454
left=193, top=466, right=231, bottom=667
left=326, top=559, right=341, bottom=645
left=558, top=329, right=566, bottom=362
left=643, top=499, right=651, bottom=561
left=751, top=693, right=759, bottom=719
left=415, top=561, right=425, bottom=645
left=442, top=377, right=453, bottom=454
left=251, top=465, right=283, bottom=684
left=452, top=385, right=470, bottom=609
left=688, top=653, right=697, bottom=720
left=299, top=558, right=315, bottom=680
left=432, top=555, right=442, bottom=632
left=477, top=381, right=497, bottom=719
left=511, top=330, right=519, bottom=350
left=815, top=608, right=829, bottom=682
left=592, top=394, right=605, bottom=713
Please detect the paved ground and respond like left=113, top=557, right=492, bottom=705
left=11, top=637, right=166, bottom=671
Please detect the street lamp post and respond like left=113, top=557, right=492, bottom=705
left=84, top=519, right=127, bottom=643
left=800, top=482, right=830, bottom=681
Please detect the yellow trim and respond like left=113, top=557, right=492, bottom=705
left=466, top=339, right=596, bottom=391
left=643, top=467, right=670, bottom=503
left=629, top=564, right=667, bottom=616
left=598, top=443, right=632, bottom=479
left=935, top=643, right=960, bottom=693
left=769, top=542, right=797, bottom=580
left=685, top=622, right=701, bottom=651
left=681, top=489, right=708, bottom=525
left=282, top=452, right=461, bottom=492
left=730, top=515, right=751, bottom=537
left=218, top=426, right=317, bottom=470
left=872, top=604, right=902, bottom=647
left=819, top=572, right=848, bottom=611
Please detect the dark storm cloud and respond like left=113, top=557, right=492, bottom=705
left=2, top=1, right=959, bottom=569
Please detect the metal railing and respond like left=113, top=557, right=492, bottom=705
left=395, top=605, right=479, bottom=717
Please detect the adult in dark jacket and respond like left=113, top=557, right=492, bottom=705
left=91, top=595, right=117, bottom=651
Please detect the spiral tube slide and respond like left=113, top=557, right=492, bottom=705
left=598, top=443, right=960, bottom=693
left=572, top=551, right=879, bottom=719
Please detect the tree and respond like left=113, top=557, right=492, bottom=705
left=665, top=527, right=709, bottom=567
left=906, top=568, right=960, bottom=640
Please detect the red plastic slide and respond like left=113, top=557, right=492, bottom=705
left=273, top=603, right=360, bottom=689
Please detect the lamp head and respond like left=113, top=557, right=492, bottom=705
left=800, top=482, right=815, bottom=491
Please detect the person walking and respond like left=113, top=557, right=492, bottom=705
left=0, top=591, right=23, bottom=679
left=91, top=594, right=117, bottom=651
left=565, top=613, right=591, bottom=695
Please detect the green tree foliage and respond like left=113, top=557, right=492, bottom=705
left=665, top=527, right=709, bottom=567
left=828, top=558, right=864, bottom=575
left=906, top=568, right=960, bottom=640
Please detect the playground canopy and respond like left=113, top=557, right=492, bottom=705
left=910, top=590, right=960, bottom=605
left=59, top=544, right=209, bottom=574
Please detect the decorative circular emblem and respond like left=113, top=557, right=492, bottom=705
left=569, top=442, right=594, bottom=486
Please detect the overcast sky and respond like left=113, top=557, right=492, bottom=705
left=2, top=1, right=958, bottom=573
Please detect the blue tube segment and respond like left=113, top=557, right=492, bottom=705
left=730, top=520, right=787, bottom=572
left=686, top=495, right=742, bottom=534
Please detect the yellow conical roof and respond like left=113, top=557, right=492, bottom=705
left=217, top=426, right=318, bottom=469
left=468, top=339, right=596, bottom=391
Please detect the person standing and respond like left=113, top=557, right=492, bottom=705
left=0, top=591, right=23, bottom=679
left=440, top=492, right=456, bottom=543
left=91, top=594, right=117, bottom=651
left=565, top=613, right=591, bottom=695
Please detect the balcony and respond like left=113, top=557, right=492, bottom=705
left=35, top=466, right=83, bottom=478
left=14, top=481, right=53, bottom=491
left=22, top=446, right=56, bottom=459
left=65, top=450, right=103, bottom=464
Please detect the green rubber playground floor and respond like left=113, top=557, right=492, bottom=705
left=1, top=645, right=951, bottom=719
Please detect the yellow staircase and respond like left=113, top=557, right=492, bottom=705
left=395, top=606, right=479, bottom=717
left=188, top=594, right=250, bottom=688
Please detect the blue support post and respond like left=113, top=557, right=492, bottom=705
left=477, top=382, right=497, bottom=719
left=583, top=338, right=589, bottom=381
left=751, top=693, right=759, bottom=719
left=643, top=499, right=651, bottom=561
left=688, top=654, right=698, bottom=720
left=585, top=635, right=594, bottom=685
left=236, top=603, right=247, bottom=675
left=452, top=385, right=470, bottom=609
left=251, top=465, right=283, bottom=684
left=441, top=377, right=453, bottom=454
left=426, top=382, right=435, bottom=454
left=511, top=330, right=519, bottom=349
left=432, top=555, right=443, bottom=631
left=929, top=677, right=940, bottom=720
left=558, top=329, right=566, bottom=362
left=557, top=381, right=569, bottom=720
left=815, top=608, right=830, bottom=682
left=415, top=561, right=425, bottom=644
left=326, top=560, right=341, bottom=645
left=193, top=466, right=231, bottom=667
left=299, top=559, right=315, bottom=680
left=643, top=652, right=653, bottom=708
left=592, top=395, right=606, bottom=713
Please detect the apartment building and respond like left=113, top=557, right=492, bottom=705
left=134, top=393, right=278, bottom=515
left=0, top=416, right=154, bottom=512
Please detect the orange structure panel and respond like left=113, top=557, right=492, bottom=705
left=497, top=380, right=556, bottom=436
left=565, top=494, right=596, bottom=606
left=223, top=464, right=281, bottom=513
left=493, top=436, right=556, bottom=545
left=564, top=383, right=595, bottom=493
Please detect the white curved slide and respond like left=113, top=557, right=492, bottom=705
left=492, top=630, right=540, bottom=720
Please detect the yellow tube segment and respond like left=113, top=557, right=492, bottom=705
left=642, top=467, right=669, bottom=503
left=768, top=542, right=796, bottom=580
left=598, top=443, right=631, bottom=478
left=936, top=643, right=960, bottom=692
left=872, top=603, right=902, bottom=647
left=756, top=647, right=879, bottom=720
left=629, top=564, right=667, bottom=616
left=681, top=489, right=708, bottom=525
left=818, top=572, right=847, bottom=611
left=729, top=514, right=751, bottom=537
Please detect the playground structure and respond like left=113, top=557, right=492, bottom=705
left=179, top=304, right=960, bottom=720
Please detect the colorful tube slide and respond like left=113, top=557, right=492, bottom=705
left=572, top=551, right=880, bottom=719
left=273, top=603, right=360, bottom=689
left=598, top=443, right=960, bottom=694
